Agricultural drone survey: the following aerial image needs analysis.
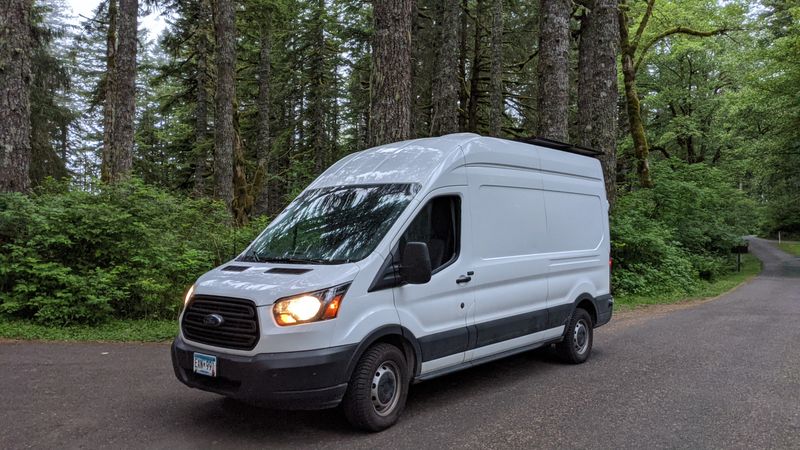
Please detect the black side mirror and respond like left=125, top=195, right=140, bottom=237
left=401, top=242, right=432, bottom=284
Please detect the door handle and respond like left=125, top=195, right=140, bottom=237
left=456, top=275, right=472, bottom=284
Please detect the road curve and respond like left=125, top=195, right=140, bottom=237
left=1, top=237, right=798, bottom=449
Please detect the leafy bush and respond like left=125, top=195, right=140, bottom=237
left=611, top=160, right=760, bottom=296
left=0, top=179, right=267, bottom=325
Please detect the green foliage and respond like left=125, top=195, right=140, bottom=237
left=756, top=5, right=800, bottom=235
left=0, top=179, right=267, bottom=325
left=611, top=160, right=760, bottom=296
left=615, top=253, right=761, bottom=310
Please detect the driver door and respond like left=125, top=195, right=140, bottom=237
left=392, top=188, right=475, bottom=376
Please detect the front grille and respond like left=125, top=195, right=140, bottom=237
left=182, top=295, right=259, bottom=350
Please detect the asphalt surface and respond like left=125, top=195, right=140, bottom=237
left=1, top=237, right=799, bottom=449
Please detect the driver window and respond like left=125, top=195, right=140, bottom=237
left=399, top=196, right=460, bottom=273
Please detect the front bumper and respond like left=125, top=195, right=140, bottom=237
left=171, top=336, right=357, bottom=410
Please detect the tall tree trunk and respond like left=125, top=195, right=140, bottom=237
left=231, top=122, right=250, bottom=225
left=106, top=0, right=137, bottom=183
left=430, top=0, right=460, bottom=136
left=619, top=7, right=653, bottom=187
left=310, top=0, right=327, bottom=173
left=0, top=0, right=32, bottom=193
left=267, top=105, right=290, bottom=218
left=60, top=124, right=68, bottom=162
left=458, top=0, right=468, bottom=131
left=411, top=1, right=436, bottom=137
left=536, top=0, right=570, bottom=141
left=192, top=0, right=211, bottom=197
left=253, top=27, right=272, bottom=216
left=467, top=0, right=482, bottom=132
left=101, top=0, right=117, bottom=183
left=489, top=0, right=503, bottom=136
left=213, top=0, right=235, bottom=208
left=578, top=0, right=619, bottom=207
left=369, top=0, right=413, bottom=147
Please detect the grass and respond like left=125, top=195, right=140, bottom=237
left=777, top=241, right=800, bottom=256
left=615, top=253, right=762, bottom=310
left=0, top=318, right=178, bottom=342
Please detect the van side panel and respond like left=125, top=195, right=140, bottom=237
left=541, top=159, right=610, bottom=320
left=465, top=164, right=552, bottom=361
left=541, top=190, right=604, bottom=253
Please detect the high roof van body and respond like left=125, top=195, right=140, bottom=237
left=172, top=133, right=613, bottom=430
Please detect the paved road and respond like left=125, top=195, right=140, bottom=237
left=2, top=238, right=799, bottom=449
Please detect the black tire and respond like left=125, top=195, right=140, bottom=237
left=342, top=343, right=409, bottom=431
left=555, top=308, right=593, bottom=364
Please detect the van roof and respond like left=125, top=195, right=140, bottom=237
left=308, top=133, right=603, bottom=190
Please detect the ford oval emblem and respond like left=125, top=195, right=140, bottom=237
left=203, top=313, right=225, bottom=328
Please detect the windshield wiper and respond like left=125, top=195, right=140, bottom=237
left=237, top=254, right=350, bottom=265
left=260, top=257, right=351, bottom=265
left=260, top=257, right=327, bottom=265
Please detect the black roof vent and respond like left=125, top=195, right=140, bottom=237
left=221, top=265, right=250, bottom=272
left=513, top=136, right=603, bottom=158
left=265, top=267, right=313, bottom=275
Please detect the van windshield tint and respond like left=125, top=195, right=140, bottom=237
left=240, top=184, right=419, bottom=264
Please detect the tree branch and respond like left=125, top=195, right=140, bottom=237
left=509, top=49, right=539, bottom=70
left=632, top=0, right=657, bottom=53
left=634, top=27, right=732, bottom=73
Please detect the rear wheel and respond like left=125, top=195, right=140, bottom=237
left=342, top=343, right=409, bottom=431
left=556, top=308, right=593, bottom=364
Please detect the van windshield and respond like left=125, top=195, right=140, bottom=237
left=239, top=183, right=419, bottom=264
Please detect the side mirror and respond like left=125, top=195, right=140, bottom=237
left=401, top=242, right=432, bottom=284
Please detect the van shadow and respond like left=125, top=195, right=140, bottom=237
left=173, top=346, right=578, bottom=442
left=404, top=346, right=569, bottom=413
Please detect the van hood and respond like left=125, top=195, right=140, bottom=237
left=193, top=262, right=361, bottom=307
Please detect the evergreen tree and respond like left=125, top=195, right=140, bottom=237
left=101, top=0, right=138, bottom=183
left=0, top=0, right=33, bottom=193
left=578, top=0, right=618, bottom=206
left=213, top=0, right=236, bottom=207
left=29, top=0, right=75, bottom=186
left=488, top=0, right=503, bottom=136
left=369, top=0, right=413, bottom=146
left=536, top=0, right=570, bottom=141
left=430, top=0, right=460, bottom=135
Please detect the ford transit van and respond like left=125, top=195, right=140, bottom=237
left=171, top=133, right=613, bottom=430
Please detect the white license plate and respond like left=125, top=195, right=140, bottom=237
left=193, top=352, right=217, bottom=377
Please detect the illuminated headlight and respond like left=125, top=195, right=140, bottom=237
left=273, top=283, right=350, bottom=326
left=183, top=284, right=196, bottom=307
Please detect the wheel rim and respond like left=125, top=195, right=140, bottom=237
left=573, top=319, right=590, bottom=355
left=371, top=360, right=401, bottom=416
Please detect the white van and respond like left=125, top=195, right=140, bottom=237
left=172, top=133, right=613, bottom=430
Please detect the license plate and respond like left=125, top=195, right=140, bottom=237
left=193, top=352, right=217, bottom=377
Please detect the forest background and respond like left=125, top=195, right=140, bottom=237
left=0, top=0, right=797, bottom=329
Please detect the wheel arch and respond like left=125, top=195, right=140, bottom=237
left=573, top=293, right=598, bottom=325
left=344, top=325, right=422, bottom=382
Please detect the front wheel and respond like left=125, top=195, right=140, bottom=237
left=555, top=308, right=593, bottom=364
left=341, top=343, right=409, bottom=431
